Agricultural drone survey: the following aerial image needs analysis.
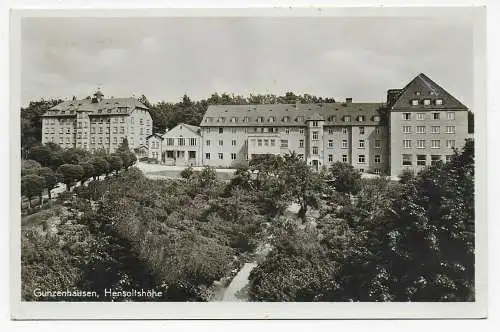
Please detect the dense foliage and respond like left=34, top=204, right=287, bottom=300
left=249, top=140, right=475, bottom=302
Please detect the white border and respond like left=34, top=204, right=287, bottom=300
left=8, top=4, right=488, bottom=320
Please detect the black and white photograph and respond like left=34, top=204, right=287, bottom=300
left=8, top=4, right=488, bottom=320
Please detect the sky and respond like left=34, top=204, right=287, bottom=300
left=21, top=14, right=476, bottom=108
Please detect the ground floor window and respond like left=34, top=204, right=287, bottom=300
left=328, top=154, right=333, bottom=162
left=231, top=153, right=237, bottom=160
left=374, top=168, right=381, bottom=175
left=402, top=154, right=412, bottom=166
left=359, top=168, right=365, bottom=173
left=205, top=153, right=210, bottom=160
left=166, top=151, right=174, bottom=158
left=358, top=155, right=365, bottom=163
left=431, top=155, right=441, bottom=165
left=218, top=153, right=223, bottom=160
left=188, top=151, right=196, bottom=159
left=445, top=155, right=453, bottom=163
left=342, top=155, right=348, bottom=163
left=417, top=154, right=426, bottom=166
left=374, top=154, right=381, bottom=163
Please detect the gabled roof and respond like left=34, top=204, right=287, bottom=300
left=201, top=102, right=385, bottom=127
left=391, top=73, right=468, bottom=111
left=43, top=97, right=149, bottom=117
left=146, top=133, right=164, bottom=140
left=180, top=123, right=201, bottom=135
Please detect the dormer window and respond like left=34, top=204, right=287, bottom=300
left=243, top=116, right=250, bottom=123
left=296, top=116, right=304, bottom=122
left=61, top=111, right=65, bottom=114
left=358, top=115, right=365, bottom=122
left=327, top=115, right=337, bottom=122
left=411, top=100, right=419, bottom=106
left=344, top=116, right=351, bottom=122
left=423, top=99, right=431, bottom=105
left=268, top=116, right=275, bottom=123
left=282, top=116, right=290, bottom=123
left=230, top=117, right=237, bottom=123
left=374, top=115, right=380, bottom=122
left=415, top=91, right=421, bottom=96
left=436, top=99, right=443, bottom=105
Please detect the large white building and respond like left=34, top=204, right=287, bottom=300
left=41, top=90, right=153, bottom=154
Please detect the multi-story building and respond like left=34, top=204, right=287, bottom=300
left=197, top=73, right=469, bottom=177
left=146, top=123, right=202, bottom=166
left=387, top=73, right=469, bottom=177
left=41, top=89, right=153, bottom=154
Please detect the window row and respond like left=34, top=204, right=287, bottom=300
left=402, top=154, right=453, bottom=166
left=89, top=137, right=125, bottom=145
left=205, top=114, right=380, bottom=124
left=205, top=153, right=238, bottom=160
left=402, top=111, right=455, bottom=120
left=165, top=138, right=198, bottom=146
left=402, top=125, right=456, bottom=134
left=410, top=98, right=444, bottom=106
left=402, top=139, right=455, bottom=149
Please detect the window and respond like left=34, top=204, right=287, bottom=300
left=433, top=113, right=440, bottom=120
left=374, top=169, right=381, bottom=175
left=231, top=128, right=237, bottom=134
left=268, top=116, right=275, bottom=123
left=140, top=119, right=143, bottom=125
left=358, top=155, right=365, bottom=164
left=312, top=131, right=319, bottom=140
left=446, top=140, right=456, bottom=148
left=445, top=155, right=453, bottom=163
left=178, top=138, right=185, bottom=146
left=403, top=140, right=412, bottom=148
left=403, top=126, right=412, bottom=134
left=264, top=139, right=269, bottom=147
left=431, top=126, right=440, bottom=134
left=359, top=140, right=365, bottom=148
left=206, top=140, right=211, bottom=146
left=359, top=169, right=365, bottom=173
left=190, top=138, right=197, bottom=146
left=328, top=139, right=333, bottom=148
left=417, top=155, right=427, bottom=166
left=312, top=146, right=319, bottom=155
left=270, top=139, right=275, bottom=147
left=120, top=127, right=124, bottom=133
left=342, top=155, right=348, bottom=163
left=411, top=100, right=419, bottom=106
left=342, top=140, right=348, bottom=149
left=312, top=121, right=319, bottom=127
left=257, top=139, right=262, bottom=147
left=231, top=153, right=237, bottom=160
left=167, top=138, right=174, bottom=145
left=436, top=99, right=443, bottom=105
left=431, top=140, right=441, bottom=148
left=285, top=128, right=290, bottom=134
left=219, top=127, right=224, bottom=134
left=300, top=139, right=304, bottom=148
left=376, top=127, right=381, bottom=135
left=328, top=154, right=333, bottom=162
left=403, top=113, right=411, bottom=120
left=375, top=140, right=381, bottom=148
left=446, top=126, right=455, bottom=134
left=342, top=128, right=348, bottom=134
left=416, top=126, right=425, bottom=134
left=218, top=153, right=223, bottom=160
left=375, top=155, right=381, bottom=163
left=358, top=115, right=365, bottom=122
left=423, top=99, right=431, bottom=105
left=205, top=153, right=211, bottom=160
left=359, top=127, right=365, bottom=135
left=374, top=116, right=380, bottom=122
left=299, top=128, right=304, bottom=134
left=140, top=128, right=144, bottom=135
left=431, top=155, right=441, bottom=165
left=417, top=113, right=425, bottom=120
left=402, top=154, right=412, bottom=166
left=416, top=140, right=426, bottom=149
left=219, top=140, right=223, bottom=146
left=344, top=116, right=351, bottom=122
left=447, top=112, right=455, bottom=120
left=113, top=137, right=117, bottom=145
left=281, top=140, right=288, bottom=148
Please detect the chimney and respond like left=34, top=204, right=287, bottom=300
left=346, top=97, right=352, bottom=104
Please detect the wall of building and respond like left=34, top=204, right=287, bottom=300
left=389, top=109, right=468, bottom=177
left=160, top=124, right=202, bottom=166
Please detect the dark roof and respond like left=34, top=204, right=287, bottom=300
left=146, top=133, right=164, bottom=140
left=42, top=97, right=149, bottom=117
left=391, top=73, right=468, bottom=111
left=201, top=103, right=385, bottom=127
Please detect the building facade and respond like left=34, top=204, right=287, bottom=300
left=146, top=123, right=202, bottom=166
left=197, top=73, right=469, bottom=177
left=41, top=90, right=153, bottom=154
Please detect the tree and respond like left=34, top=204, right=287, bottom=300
left=57, top=164, right=84, bottom=191
left=468, top=110, right=474, bottom=134
left=327, top=162, right=361, bottom=195
left=21, top=159, right=42, bottom=176
left=108, top=155, right=123, bottom=175
left=180, top=166, right=194, bottom=179
left=28, top=145, right=51, bottom=167
left=21, top=174, right=45, bottom=208
left=90, top=157, right=109, bottom=179
left=62, top=148, right=91, bottom=165
left=37, top=167, right=59, bottom=199
left=78, top=162, right=95, bottom=185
